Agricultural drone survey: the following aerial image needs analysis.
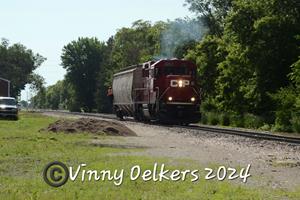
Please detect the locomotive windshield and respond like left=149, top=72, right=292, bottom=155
left=163, top=66, right=188, bottom=75
left=156, top=66, right=195, bottom=77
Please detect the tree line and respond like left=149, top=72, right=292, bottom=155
left=29, top=0, right=300, bottom=133
left=185, top=0, right=300, bottom=132
left=0, top=38, right=46, bottom=98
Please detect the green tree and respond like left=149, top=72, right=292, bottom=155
left=31, top=79, right=77, bottom=110
left=290, top=55, right=300, bottom=90
left=184, top=0, right=300, bottom=132
left=174, top=40, right=197, bottom=59
left=43, top=80, right=75, bottom=110
left=95, top=37, right=115, bottom=113
left=217, top=0, right=300, bottom=114
left=61, top=37, right=106, bottom=112
left=111, top=20, right=166, bottom=70
left=31, top=87, right=46, bottom=109
left=185, top=35, right=226, bottom=99
left=29, top=74, right=47, bottom=108
left=185, top=0, right=233, bottom=36
left=0, top=38, right=46, bottom=97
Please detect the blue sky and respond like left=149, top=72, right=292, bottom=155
left=0, top=0, right=193, bottom=100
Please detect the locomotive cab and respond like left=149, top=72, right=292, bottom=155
left=152, top=59, right=201, bottom=123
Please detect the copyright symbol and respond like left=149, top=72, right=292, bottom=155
left=43, top=161, right=69, bottom=187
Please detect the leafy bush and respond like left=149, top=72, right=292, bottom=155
left=273, top=111, right=293, bottom=132
left=259, top=124, right=271, bottom=131
left=220, top=112, right=230, bottom=126
left=243, top=113, right=264, bottom=129
left=229, top=114, right=244, bottom=127
left=207, top=112, right=219, bottom=125
left=200, top=97, right=218, bottom=112
left=291, top=115, right=300, bottom=133
left=201, top=113, right=208, bottom=124
left=271, top=87, right=297, bottom=132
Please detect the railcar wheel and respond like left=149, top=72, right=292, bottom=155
left=116, top=110, right=124, bottom=120
left=134, top=105, right=145, bottom=122
left=181, top=122, right=189, bottom=126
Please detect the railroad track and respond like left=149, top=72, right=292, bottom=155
left=40, top=110, right=300, bottom=145
left=179, top=125, right=300, bottom=145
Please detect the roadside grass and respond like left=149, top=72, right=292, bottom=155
left=200, top=111, right=300, bottom=137
left=0, top=112, right=299, bottom=200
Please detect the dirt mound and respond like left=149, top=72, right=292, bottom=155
left=40, top=118, right=136, bottom=136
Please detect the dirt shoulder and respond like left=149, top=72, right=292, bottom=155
left=43, top=112, right=300, bottom=190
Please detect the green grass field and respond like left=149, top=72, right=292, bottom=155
left=0, top=112, right=299, bottom=200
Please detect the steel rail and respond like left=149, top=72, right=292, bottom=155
left=176, top=125, right=300, bottom=145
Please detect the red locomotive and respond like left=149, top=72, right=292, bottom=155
left=112, top=59, right=201, bottom=124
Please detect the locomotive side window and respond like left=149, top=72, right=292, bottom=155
left=154, top=68, right=159, bottom=78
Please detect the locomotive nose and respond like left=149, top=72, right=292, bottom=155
left=164, top=76, right=198, bottom=103
left=170, top=79, right=190, bottom=88
left=178, top=80, right=183, bottom=87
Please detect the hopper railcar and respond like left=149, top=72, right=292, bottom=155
left=112, top=59, right=201, bottom=124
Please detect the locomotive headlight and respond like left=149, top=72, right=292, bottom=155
left=168, top=96, right=173, bottom=101
left=191, top=97, right=196, bottom=102
left=178, top=80, right=183, bottom=88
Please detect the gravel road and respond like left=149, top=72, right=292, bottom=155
left=43, top=112, right=300, bottom=190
